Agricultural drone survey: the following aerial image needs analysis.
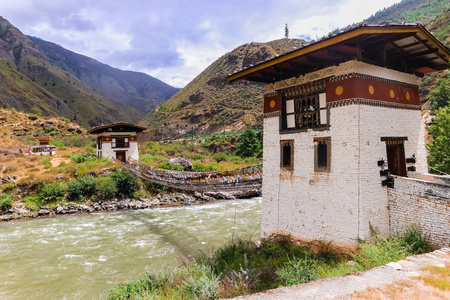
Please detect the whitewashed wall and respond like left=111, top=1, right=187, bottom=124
left=261, top=61, right=427, bottom=249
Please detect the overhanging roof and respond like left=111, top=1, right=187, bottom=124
left=34, top=135, right=53, bottom=140
left=88, top=122, right=147, bottom=134
left=227, top=23, right=450, bottom=83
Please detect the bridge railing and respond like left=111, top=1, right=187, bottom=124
left=126, top=158, right=263, bottom=185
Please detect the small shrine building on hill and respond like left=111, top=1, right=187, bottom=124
left=88, top=123, right=146, bottom=163
left=31, top=135, right=56, bottom=156
left=228, top=24, right=450, bottom=249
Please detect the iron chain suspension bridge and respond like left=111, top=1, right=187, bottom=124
left=121, top=158, right=263, bottom=193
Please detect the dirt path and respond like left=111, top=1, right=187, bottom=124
left=50, top=157, right=71, bottom=167
left=234, top=248, right=450, bottom=300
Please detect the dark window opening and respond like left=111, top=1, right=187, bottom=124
left=317, top=143, right=327, bottom=167
left=97, top=137, right=102, bottom=150
left=314, top=137, right=330, bottom=172
left=280, top=140, right=294, bottom=169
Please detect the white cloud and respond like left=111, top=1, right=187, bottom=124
left=0, top=0, right=401, bottom=87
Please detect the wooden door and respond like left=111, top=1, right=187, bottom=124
left=386, top=144, right=406, bottom=177
left=116, top=151, right=126, bottom=162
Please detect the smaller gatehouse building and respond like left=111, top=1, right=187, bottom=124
left=88, top=123, right=146, bottom=163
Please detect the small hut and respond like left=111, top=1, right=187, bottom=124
left=31, top=135, right=56, bottom=156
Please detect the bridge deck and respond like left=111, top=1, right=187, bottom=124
left=121, top=160, right=262, bottom=193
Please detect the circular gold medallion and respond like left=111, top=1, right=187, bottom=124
left=390, top=90, right=395, bottom=98
left=335, top=86, right=344, bottom=96
left=270, top=100, right=276, bottom=108
left=368, top=85, right=374, bottom=95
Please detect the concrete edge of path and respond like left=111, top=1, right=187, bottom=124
left=232, top=247, right=450, bottom=300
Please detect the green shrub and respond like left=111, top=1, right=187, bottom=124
left=97, top=177, right=118, bottom=199
left=191, top=162, right=218, bottom=172
left=165, top=144, right=182, bottom=156
left=40, top=181, right=67, bottom=203
left=71, top=154, right=97, bottom=163
left=49, top=140, right=65, bottom=147
left=67, top=175, right=98, bottom=201
left=83, top=146, right=96, bottom=154
left=276, top=254, right=319, bottom=286
left=188, top=153, right=204, bottom=161
left=40, top=157, right=52, bottom=169
left=139, top=154, right=166, bottom=165
left=144, top=181, right=167, bottom=194
left=1, top=183, right=16, bottom=193
left=109, top=169, right=138, bottom=198
left=158, top=162, right=185, bottom=171
left=181, top=264, right=220, bottom=299
left=23, top=194, right=42, bottom=209
left=401, top=226, right=431, bottom=254
left=352, top=233, right=411, bottom=270
left=0, top=193, right=13, bottom=211
left=108, top=278, right=152, bottom=299
left=213, top=152, right=228, bottom=163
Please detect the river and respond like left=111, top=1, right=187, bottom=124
left=0, top=198, right=261, bottom=299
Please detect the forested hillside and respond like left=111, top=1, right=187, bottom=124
left=365, top=0, right=450, bottom=24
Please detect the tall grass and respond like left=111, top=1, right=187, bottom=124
left=106, top=229, right=431, bottom=300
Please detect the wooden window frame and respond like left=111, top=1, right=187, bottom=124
left=280, top=140, right=294, bottom=170
left=314, top=137, right=331, bottom=172
left=111, top=137, right=130, bottom=149
left=282, top=92, right=328, bottom=131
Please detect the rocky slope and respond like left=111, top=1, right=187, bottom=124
left=28, top=36, right=179, bottom=114
left=0, top=16, right=144, bottom=128
left=139, top=38, right=307, bottom=140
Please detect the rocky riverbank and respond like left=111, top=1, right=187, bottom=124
left=0, top=189, right=261, bottom=222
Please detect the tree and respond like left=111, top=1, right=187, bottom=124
left=285, top=23, right=289, bottom=39
left=427, top=106, right=450, bottom=174
left=236, top=127, right=262, bottom=158
left=431, top=76, right=450, bottom=111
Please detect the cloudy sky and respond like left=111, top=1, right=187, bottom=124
left=0, top=0, right=399, bottom=87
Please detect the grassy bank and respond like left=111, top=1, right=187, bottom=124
left=139, top=127, right=263, bottom=172
left=106, top=228, right=431, bottom=299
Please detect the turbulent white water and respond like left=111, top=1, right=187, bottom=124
left=0, top=198, right=261, bottom=299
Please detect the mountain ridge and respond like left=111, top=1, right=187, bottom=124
left=0, top=16, right=146, bottom=128
left=28, top=36, right=179, bottom=114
